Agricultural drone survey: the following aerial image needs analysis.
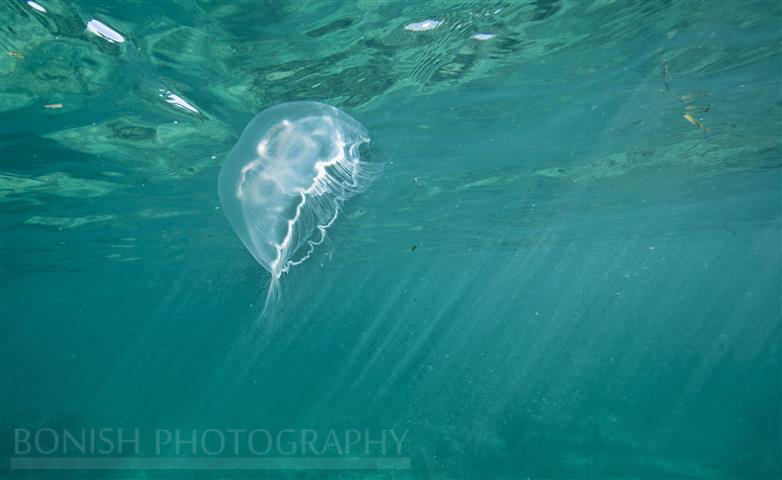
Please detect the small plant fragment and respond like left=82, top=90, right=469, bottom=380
left=661, top=60, right=711, bottom=132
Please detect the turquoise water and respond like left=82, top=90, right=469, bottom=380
left=1, top=0, right=781, bottom=478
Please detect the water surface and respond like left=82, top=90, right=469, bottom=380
left=1, top=0, right=780, bottom=478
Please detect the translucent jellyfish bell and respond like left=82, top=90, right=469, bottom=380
left=218, top=102, right=372, bottom=312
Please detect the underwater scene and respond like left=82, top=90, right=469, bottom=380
left=1, top=0, right=780, bottom=478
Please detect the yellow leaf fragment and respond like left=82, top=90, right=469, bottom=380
left=683, top=113, right=709, bottom=132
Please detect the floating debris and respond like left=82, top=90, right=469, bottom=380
left=661, top=60, right=711, bottom=132
left=6, top=51, right=24, bottom=59
left=44, top=103, right=63, bottom=109
left=86, top=19, right=126, bottom=44
left=661, top=61, right=677, bottom=101
left=404, top=20, right=443, bottom=32
left=159, top=89, right=200, bottom=114
left=410, top=245, right=417, bottom=252
left=471, top=33, right=495, bottom=41
left=684, top=104, right=711, bottom=118
left=26, top=1, right=46, bottom=13
left=683, top=112, right=709, bottom=132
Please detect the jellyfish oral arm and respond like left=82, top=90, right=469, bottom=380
left=270, top=132, right=350, bottom=277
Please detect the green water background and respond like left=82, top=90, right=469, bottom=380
left=1, top=0, right=781, bottom=478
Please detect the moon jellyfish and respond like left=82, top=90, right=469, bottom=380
left=218, top=101, right=373, bottom=313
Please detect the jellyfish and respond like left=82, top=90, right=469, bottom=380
left=218, top=101, right=373, bottom=314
